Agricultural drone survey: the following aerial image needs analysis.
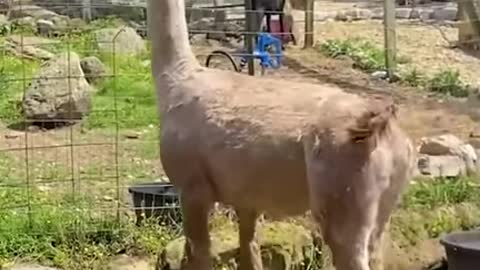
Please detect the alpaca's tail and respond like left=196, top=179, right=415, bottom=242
left=348, top=96, right=398, bottom=144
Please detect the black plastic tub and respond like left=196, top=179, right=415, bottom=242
left=128, top=182, right=182, bottom=227
left=440, top=230, right=480, bottom=270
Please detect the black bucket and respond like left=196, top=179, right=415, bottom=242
left=128, top=182, right=182, bottom=227
left=440, top=230, right=480, bottom=270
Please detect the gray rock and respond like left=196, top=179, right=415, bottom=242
left=419, top=134, right=467, bottom=155
left=417, top=154, right=467, bottom=177
left=36, top=19, right=54, bottom=36
left=419, top=9, right=434, bottom=21
left=419, top=134, right=478, bottom=175
left=410, top=9, right=421, bottom=20
left=5, top=35, right=55, bottom=60
left=432, top=6, right=458, bottom=21
left=335, top=9, right=373, bottom=21
left=396, top=8, right=413, bottom=19
left=12, top=16, right=36, bottom=29
left=80, top=56, right=107, bottom=84
left=371, top=70, right=388, bottom=80
left=22, top=52, right=93, bottom=122
left=350, top=8, right=373, bottom=20
left=189, top=17, right=214, bottom=33
left=95, top=26, right=146, bottom=55
left=371, top=8, right=384, bottom=20
left=9, top=4, right=58, bottom=20
left=432, top=7, right=458, bottom=22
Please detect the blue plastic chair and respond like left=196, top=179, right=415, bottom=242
left=254, top=32, right=283, bottom=69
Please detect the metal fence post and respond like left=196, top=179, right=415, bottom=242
left=82, top=0, right=92, bottom=22
left=245, top=0, right=256, bottom=76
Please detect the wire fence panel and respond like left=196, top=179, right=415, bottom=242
left=0, top=1, right=183, bottom=268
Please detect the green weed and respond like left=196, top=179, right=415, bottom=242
left=426, top=69, right=471, bottom=97
left=400, top=67, right=425, bottom=88
left=390, top=177, right=480, bottom=244
left=0, top=151, right=175, bottom=269
left=401, top=177, right=480, bottom=210
left=319, top=38, right=386, bottom=72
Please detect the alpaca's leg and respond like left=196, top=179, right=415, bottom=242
left=237, top=209, right=263, bottom=270
left=309, top=189, right=379, bottom=270
left=320, top=205, right=376, bottom=270
left=368, top=221, right=387, bottom=270
left=368, top=187, right=404, bottom=270
left=181, top=192, right=213, bottom=270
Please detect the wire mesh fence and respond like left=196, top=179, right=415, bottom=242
left=0, top=0, right=480, bottom=268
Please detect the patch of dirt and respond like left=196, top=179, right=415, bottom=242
left=383, top=236, right=446, bottom=270
left=313, top=19, right=480, bottom=86
left=107, top=255, right=153, bottom=270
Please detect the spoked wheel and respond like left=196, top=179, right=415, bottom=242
left=205, top=50, right=240, bottom=72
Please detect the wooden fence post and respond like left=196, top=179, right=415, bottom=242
left=459, top=0, right=480, bottom=46
left=383, top=0, right=397, bottom=79
left=304, top=0, right=314, bottom=48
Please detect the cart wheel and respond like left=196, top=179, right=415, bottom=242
left=205, top=50, right=240, bottom=72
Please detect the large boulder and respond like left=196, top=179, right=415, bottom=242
left=9, top=4, right=59, bottom=20
left=157, top=221, right=315, bottom=270
left=417, top=134, right=477, bottom=177
left=5, top=35, right=57, bottom=60
left=94, top=26, right=146, bottom=55
left=22, top=52, right=93, bottom=122
left=417, top=155, right=467, bottom=178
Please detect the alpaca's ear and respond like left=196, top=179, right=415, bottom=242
left=348, top=96, right=397, bottom=143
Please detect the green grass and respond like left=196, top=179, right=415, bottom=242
left=319, top=38, right=387, bottom=72
left=0, top=55, right=40, bottom=124
left=391, top=177, right=480, bottom=245
left=425, top=69, right=471, bottom=97
left=401, top=177, right=480, bottom=210
left=0, top=197, right=175, bottom=269
left=400, top=67, right=425, bottom=88
left=0, top=151, right=174, bottom=269
left=400, top=68, right=472, bottom=97
left=85, top=53, right=157, bottom=129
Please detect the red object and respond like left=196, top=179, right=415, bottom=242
left=269, top=17, right=294, bottom=44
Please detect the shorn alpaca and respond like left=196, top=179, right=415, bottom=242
left=148, top=1, right=415, bottom=270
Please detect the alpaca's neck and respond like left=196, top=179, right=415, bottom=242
left=147, top=0, right=198, bottom=76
